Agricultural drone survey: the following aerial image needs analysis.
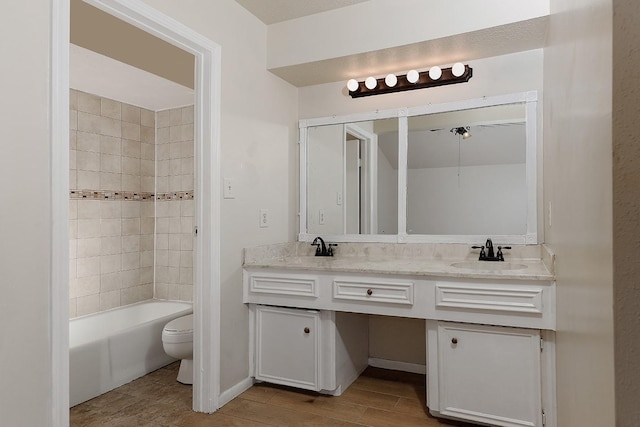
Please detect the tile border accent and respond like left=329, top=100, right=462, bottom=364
left=70, top=189, right=194, bottom=201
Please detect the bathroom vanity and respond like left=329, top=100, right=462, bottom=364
left=243, top=242, right=556, bottom=427
left=243, top=90, right=554, bottom=426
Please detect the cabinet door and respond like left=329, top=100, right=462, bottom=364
left=255, top=305, right=321, bottom=391
left=438, top=322, right=542, bottom=427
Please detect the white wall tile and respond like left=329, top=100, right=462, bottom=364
left=140, top=108, right=154, bottom=127
left=77, top=170, right=100, bottom=189
left=122, top=218, right=140, bottom=235
left=76, top=132, right=101, bottom=153
left=122, top=201, right=140, bottom=218
left=76, top=256, right=100, bottom=278
left=122, top=252, right=140, bottom=271
left=101, top=154, right=121, bottom=173
left=76, top=151, right=100, bottom=172
left=100, top=272, right=121, bottom=292
left=100, top=254, right=122, bottom=274
left=121, top=104, right=140, bottom=124
left=77, top=112, right=101, bottom=134
left=77, top=219, right=101, bottom=239
left=100, top=116, right=121, bottom=138
left=101, top=201, right=121, bottom=219
left=122, top=235, right=140, bottom=253
left=100, top=236, right=122, bottom=256
left=76, top=294, right=100, bottom=317
left=100, top=135, right=121, bottom=155
left=101, top=98, right=121, bottom=120
left=77, top=237, right=101, bottom=258
left=77, top=200, right=101, bottom=219
left=77, top=91, right=101, bottom=115
left=100, top=219, right=121, bottom=237
left=99, top=290, right=121, bottom=311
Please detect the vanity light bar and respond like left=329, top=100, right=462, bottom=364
left=347, top=64, right=473, bottom=98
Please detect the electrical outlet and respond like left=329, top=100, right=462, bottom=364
left=319, top=209, right=325, bottom=225
left=259, top=209, right=269, bottom=228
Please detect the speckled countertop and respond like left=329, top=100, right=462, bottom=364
left=243, top=242, right=555, bottom=281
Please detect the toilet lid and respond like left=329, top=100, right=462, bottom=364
left=162, top=314, right=193, bottom=344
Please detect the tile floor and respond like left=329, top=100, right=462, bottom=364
left=70, top=362, right=479, bottom=426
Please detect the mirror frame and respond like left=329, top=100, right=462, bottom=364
left=299, top=91, right=539, bottom=244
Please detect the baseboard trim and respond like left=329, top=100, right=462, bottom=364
left=368, top=358, right=426, bottom=375
left=218, top=377, right=254, bottom=408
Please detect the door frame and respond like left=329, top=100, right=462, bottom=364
left=51, top=0, right=222, bottom=424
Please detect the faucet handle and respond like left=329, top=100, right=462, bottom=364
left=472, top=245, right=486, bottom=260
left=327, top=243, right=338, bottom=256
left=311, top=242, right=321, bottom=255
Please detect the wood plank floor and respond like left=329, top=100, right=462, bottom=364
left=70, top=362, right=479, bottom=426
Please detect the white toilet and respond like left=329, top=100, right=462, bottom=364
left=162, top=314, right=194, bottom=384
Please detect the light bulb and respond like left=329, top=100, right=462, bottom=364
left=347, top=79, right=359, bottom=92
left=429, top=66, right=442, bottom=80
left=385, top=73, right=398, bottom=87
left=406, top=70, right=419, bottom=84
left=452, top=62, right=465, bottom=77
left=365, top=76, right=377, bottom=90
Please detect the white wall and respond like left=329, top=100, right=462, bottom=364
left=376, top=144, right=398, bottom=235
left=307, top=124, right=344, bottom=234
left=0, top=1, right=54, bottom=425
left=141, top=0, right=298, bottom=393
left=300, top=49, right=543, bottom=363
left=299, top=50, right=544, bottom=119
left=407, top=163, right=527, bottom=235
left=544, top=0, right=615, bottom=425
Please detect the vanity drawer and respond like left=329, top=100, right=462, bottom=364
left=249, top=273, right=319, bottom=298
left=333, top=278, right=414, bottom=306
left=435, top=282, right=543, bottom=314
left=431, top=280, right=555, bottom=329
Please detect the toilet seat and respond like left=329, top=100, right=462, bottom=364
left=162, top=314, right=193, bottom=344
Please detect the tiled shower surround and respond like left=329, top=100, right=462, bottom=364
left=69, top=89, right=194, bottom=318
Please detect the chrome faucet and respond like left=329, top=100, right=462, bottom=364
left=472, top=238, right=511, bottom=261
left=311, top=237, right=337, bottom=257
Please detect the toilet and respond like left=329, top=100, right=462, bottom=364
left=162, top=314, right=193, bottom=384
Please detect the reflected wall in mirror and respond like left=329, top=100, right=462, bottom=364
left=406, top=104, right=527, bottom=235
left=306, top=119, right=398, bottom=235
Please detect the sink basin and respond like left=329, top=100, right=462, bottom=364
left=450, top=261, right=528, bottom=271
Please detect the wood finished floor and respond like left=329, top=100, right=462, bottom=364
left=70, top=362, right=479, bottom=426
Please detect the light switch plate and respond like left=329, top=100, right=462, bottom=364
left=223, top=178, right=235, bottom=199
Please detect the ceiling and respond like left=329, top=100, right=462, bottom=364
left=235, top=0, right=369, bottom=25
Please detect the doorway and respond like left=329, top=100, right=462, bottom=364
left=51, top=0, right=222, bottom=423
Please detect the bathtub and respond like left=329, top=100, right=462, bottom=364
left=69, top=300, right=193, bottom=407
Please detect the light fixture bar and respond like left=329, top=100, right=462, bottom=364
left=348, top=65, right=472, bottom=98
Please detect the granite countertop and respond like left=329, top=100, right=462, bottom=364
left=243, top=242, right=555, bottom=281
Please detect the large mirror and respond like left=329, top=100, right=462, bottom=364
left=299, top=92, right=538, bottom=244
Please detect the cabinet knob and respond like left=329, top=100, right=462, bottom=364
left=451, top=338, right=458, bottom=344
left=304, top=327, right=310, bottom=334
left=366, top=289, right=373, bottom=296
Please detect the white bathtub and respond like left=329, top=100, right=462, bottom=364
left=69, top=300, right=193, bottom=407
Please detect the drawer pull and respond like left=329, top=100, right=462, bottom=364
left=304, top=327, right=310, bottom=334
left=366, top=289, right=373, bottom=296
left=451, top=338, right=458, bottom=344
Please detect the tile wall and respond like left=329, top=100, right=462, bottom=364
left=154, top=106, right=195, bottom=301
left=68, top=90, right=194, bottom=318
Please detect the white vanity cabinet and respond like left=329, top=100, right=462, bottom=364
left=252, top=304, right=368, bottom=395
left=244, top=267, right=556, bottom=427
left=255, top=305, right=323, bottom=391
left=427, top=321, right=545, bottom=427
